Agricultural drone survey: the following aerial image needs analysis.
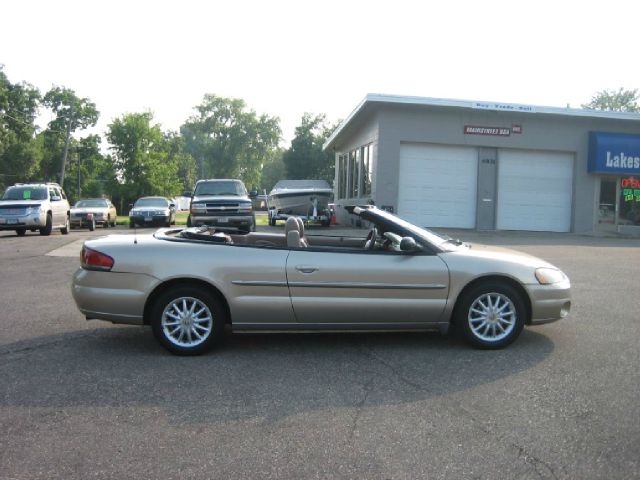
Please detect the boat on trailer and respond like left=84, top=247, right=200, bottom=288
left=267, top=180, right=333, bottom=226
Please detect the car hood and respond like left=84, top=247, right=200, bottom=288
left=131, top=207, right=169, bottom=212
left=191, top=195, right=249, bottom=203
left=71, top=207, right=108, bottom=213
left=439, top=242, right=560, bottom=285
left=0, top=200, right=43, bottom=207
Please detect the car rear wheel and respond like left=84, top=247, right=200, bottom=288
left=39, top=213, right=52, bottom=236
left=455, top=282, right=525, bottom=349
left=151, top=286, right=225, bottom=355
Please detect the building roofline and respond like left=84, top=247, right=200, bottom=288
left=323, top=93, right=640, bottom=151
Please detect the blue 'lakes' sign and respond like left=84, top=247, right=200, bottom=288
left=589, top=132, right=640, bottom=174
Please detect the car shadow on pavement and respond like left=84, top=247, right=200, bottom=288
left=0, top=326, right=554, bottom=424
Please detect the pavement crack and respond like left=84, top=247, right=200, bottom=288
left=356, top=342, right=422, bottom=389
left=348, top=376, right=374, bottom=441
left=457, top=403, right=560, bottom=480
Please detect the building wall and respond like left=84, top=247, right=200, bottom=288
left=332, top=103, right=640, bottom=232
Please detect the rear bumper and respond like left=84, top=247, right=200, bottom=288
left=525, top=279, right=571, bottom=325
left=72, top=268, right=159, bottom=325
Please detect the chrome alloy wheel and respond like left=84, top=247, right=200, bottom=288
left=161, top=296, right=214, bottom=348
left=467, top=292, right=516, bottom=342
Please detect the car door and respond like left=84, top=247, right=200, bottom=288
left=49, top=187, right=65, bottom=226
left=286, top=247, right=450, bottom=326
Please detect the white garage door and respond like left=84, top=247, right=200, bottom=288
left=497, top=150, right=573, bottom=232
left=398, top=143, right=477, bottom=228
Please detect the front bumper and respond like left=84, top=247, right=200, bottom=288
left=130, top=214, right=170, bottom=226
left=191, top=214, right=254, bottom=229
left=525, top=278, right=571, bottom=325
left=70, top=214, right=106, bottom=228
left=0, top=213, right=46, bottom=230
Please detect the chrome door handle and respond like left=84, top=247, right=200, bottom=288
left=295, top=265, right=318, bottom=274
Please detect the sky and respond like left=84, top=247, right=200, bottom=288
left=2, top=0, right=639, bottom=146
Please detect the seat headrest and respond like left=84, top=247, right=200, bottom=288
left=287, top=230, right=302, bottom=248
left=285, top=217, right=300, bottom=235
left=295, top=217, right=305, bottom=236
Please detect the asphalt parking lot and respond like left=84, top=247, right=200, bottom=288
left=1, top=225, right=639, bottom=479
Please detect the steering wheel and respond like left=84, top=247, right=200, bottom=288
left=365, top=227, right=378, bottom=250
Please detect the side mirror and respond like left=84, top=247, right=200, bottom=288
left=249, top=190, right=258, bottom=198
left=51, top=195, right=61, bottom=202
left=400, top=236, right=419, bottom=252
left=128, top=203, right=134, bottom=208
left=169, top=203, right=176, bottom=209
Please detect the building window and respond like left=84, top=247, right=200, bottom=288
left=620, top=176, right=640, bottom=226
left=338, top=154, right=347, bottom=199
left=337, top=143, right=374, bottom=199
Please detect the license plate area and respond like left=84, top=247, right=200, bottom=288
left=217, top=217, right=229, bottom=223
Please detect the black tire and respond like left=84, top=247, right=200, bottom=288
left=16, top=228, right=26, bottom=237
left=103, top=216, right=110, bottom=228
left=150, top=286, right=226, bottom=355
left=186, top=215, right=192, bottom=227
left=61, top=215, right=70, bottom=235
left=39, top=213, right=53, bottom=236
left=454, top=282, right=526, bottom=349
left=269, top=212, right=276, bottom=226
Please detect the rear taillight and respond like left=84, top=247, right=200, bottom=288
left=81, top=246, right=114, bottom=271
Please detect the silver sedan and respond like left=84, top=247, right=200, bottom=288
left=71, top=206, right=571, bottom=355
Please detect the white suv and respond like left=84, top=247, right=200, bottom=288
left=0, top=182, right=71, bottom=236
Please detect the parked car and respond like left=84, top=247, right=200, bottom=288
left=70, top=198, right=117, bottom=230
left=72, top=206, right=571, bottom=355
left=0, top=182, right=70, bottom=236
left=129, top=196, right=176, bottom=228
left=187, top=179, right=256, bottom=232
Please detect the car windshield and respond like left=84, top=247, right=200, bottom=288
left=361, top=208, right=452, bottom=249
left=2, top=186, right=48, bottom=201
left=75, top=199, right=108, bottom=208
left=194, top=181, right=246, bottom=196
left=134, top=198, right=168, bottom=207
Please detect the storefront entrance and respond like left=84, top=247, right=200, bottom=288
left=597, top=176, right=640, bottom=233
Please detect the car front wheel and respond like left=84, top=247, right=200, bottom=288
left=61, top=215, right=70, bottom=234
left=455, top=282, right=525, bottom=349
left=39, top=213, right=53, bottom=236
left=151, top=286, right=225, bottom=355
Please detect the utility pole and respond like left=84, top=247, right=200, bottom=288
left=59, top=106, right=74, bottom=187
left=77, top=153, right=81, bottom=200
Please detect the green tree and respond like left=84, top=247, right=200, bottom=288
left=582, top=88, right=640, bottom=112
left=107, top=112, right=182, bottom=206
left=282, top=113, right=337, bottom=183
left=180, top=95, right=281, bottom=188
left=63, top=135, right=117, bottom=203
left=164, top=131, right=198, bottom=192
left=0, top=66, right=42, bottom=189
left=42, top=86, right=99, bottom=186
left=260, top=149, right=286, bottom=192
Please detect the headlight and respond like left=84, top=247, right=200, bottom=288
left=154, top=210, right=169, bottom=216
left=26, top=206, right=42, bottom=214
left=237, top=203, right=253, bottom=213
left=535, top=268, right=567, bottom=285
left=94, top=212, right=104, bottom=218
left=190, top=204, right=207, bottom=214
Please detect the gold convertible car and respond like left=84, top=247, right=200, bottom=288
left=71, top=206, right=571, bottom=355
